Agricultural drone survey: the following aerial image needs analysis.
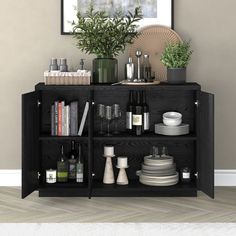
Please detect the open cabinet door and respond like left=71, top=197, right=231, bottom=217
left=22, top=92, right=40, bottom=198
left=198, top=91, right=214, bottom=198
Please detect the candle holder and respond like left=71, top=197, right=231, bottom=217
left=116, top=157, right=129, bottom=185
left=103, top=155, right=115, bottom=184
left=103, top=145, right=115, bottom=184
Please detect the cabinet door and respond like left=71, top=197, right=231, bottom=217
left=198, top=91, right=214, bottom=198
left=22, top=91, right=40, bottom=198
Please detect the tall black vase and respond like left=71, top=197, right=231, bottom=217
left=93, top=57, right=118, bottom=84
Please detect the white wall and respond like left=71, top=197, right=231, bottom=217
left=0, top=0, right=235, bottom=169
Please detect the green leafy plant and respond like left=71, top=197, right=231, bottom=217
left=160, top=41, right=193, bottom=68
left=72, top=5, right=143, bottom=58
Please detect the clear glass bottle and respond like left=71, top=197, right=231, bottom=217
left=76, top=144, right=84, bottom=183
left=142, top=54, right=152, bottom=82
left=57, top=145, right=68, bottom=182
left=68, top=141, right=77, bottom=180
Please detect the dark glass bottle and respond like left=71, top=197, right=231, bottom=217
left=57, top=145, right=68, bottom=182
left=68, top=141, right=77, bottom=180
left=76, top=144, right=84, bottom=183
left=126, top=91, right=135, bottom=132
left=142, top=91, right=150, bottom=132
left=132, top=91, right=143, bottom=136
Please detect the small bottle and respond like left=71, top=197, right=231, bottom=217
left=142, top=91, right=149, bottom=132
left=125, top=57, right=135, bottom=82
left=76, top=144, right=84, bottom=183
left=181, top=167, right=191, bottom=183
left=142, top=54, right=152, bottom=82
left=59, top=58, right=68, bottom=72
left=68, top=141, right=77, bottom=180
left=49, top=58, right=59, bottom=71
left=132, top=91, right=143, bottom=136
left=57, top=145, right=68, bottom=182
left=126, top=91, right=135, bottom=132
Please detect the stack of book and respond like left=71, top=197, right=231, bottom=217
left=51, top=100, right=89, bottom=136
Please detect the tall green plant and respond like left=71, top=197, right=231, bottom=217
left=72, top=5, right=143, bottom=57
left=160, top=41, right=193, bottom=68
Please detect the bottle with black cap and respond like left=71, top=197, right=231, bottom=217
left=132, top=91, right=143, bottom=136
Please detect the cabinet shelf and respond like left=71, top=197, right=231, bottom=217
left=91, top=179, right=197, bottom=197
left=93, top=133, right=197, bottom=141
left=39, top=135, right=88, bottom=141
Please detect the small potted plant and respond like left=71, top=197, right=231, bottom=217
left=160, top=41, right=193, bottom=84
left=73, top=5, right=142, bottom=84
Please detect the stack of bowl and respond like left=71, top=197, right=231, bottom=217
left=155, top=111, right=189, bottom=136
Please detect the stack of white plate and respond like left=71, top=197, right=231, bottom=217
left=138, top=155, right=179, bottom=186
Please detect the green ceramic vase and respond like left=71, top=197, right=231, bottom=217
left=93, top=57, right=118, bottom=84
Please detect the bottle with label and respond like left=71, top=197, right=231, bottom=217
left=181, top=167, right=191, bottom=183
left=142, top=91, right=149, bottom=132
left=142, top=54, right=152, bottom=82
left=125, top=57, right=135, bottom=82
left=68, top=141, right=77, bottom=180
left=57, top=145, right=68, bottom=182
left=132, top=91, right=143, bottom=136
left=126, top=91, right=135, bottom=132
left=76, top=144, right=84, bottom=183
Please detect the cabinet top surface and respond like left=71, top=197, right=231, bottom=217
left=35, top=82, right=201, bottom=91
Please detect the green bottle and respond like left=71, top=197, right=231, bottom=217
left=57, top=145, right=68, bottom=182
left=68, top=141, right=77, bottom=180
left=76, top=144, right=84, bottom=183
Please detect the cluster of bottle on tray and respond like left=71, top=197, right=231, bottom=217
left=45, top=141, right=84, bottom=184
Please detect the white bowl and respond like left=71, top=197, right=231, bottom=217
left=163, top=112, right=182, bottom=120
left=163, top=118, right=182, bottom=126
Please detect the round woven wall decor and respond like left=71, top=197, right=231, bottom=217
left=128, top=25, right=182, bottom=81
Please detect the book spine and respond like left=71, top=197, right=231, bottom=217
left=51, top=105, right=55, bottom=136
left=78, top=102, right=89, bottom=136
left=65, top=105, right=70, bottom=136
left=58, top=102, right=62, bottom=136
left=54, top=101, right=58, bottom=136
left=61, top=101, right=65, bottom=136
left=70, top=101, right=78, bottom=136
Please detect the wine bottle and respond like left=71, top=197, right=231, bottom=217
left=132, top=91, right=143, bottom=136
left=142, top=91, right=150, bottom=132
left=76, top=144, right=84, bottom=183
left=126, top=91, right=135, bottom=132
left=68, top=141, right=77, bottom=180
left=57, top=145, right=68, bottom=182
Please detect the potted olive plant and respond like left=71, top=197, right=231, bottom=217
left=160, top=41, right=193, bottom=84
left=73, top=5, right=142, bottom=84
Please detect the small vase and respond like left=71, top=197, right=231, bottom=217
left=167, top=68, right=186, bottom=84
left=93, top=57, right=118, bottom=84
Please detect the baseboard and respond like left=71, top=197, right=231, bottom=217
left=214, top=169, right=236, bottom=186
left=0, top=169, right=235, bottom=187
left=0, top=170, right=21, bottom=186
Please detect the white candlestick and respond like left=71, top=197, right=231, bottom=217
left=104, top=145, right=114, bottom=157
left=117, top=156, right=128, bottom=168
left=103, top=156, right=115, bottom=184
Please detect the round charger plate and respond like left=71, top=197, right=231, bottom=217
left=129, top=25, right=182, bottom=81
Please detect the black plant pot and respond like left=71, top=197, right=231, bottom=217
left=93, top=57, right=118, bottom=84
left=167, top=68, right=186, bottom=84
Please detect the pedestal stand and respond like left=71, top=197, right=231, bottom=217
left=116, top=166, right=129, bottom=185
left=103, top=155, right=115, bottom=184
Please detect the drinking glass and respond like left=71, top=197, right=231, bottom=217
left=105, top=106, right=112, bottom=136
left=112, top=104, right=121, bottom=134
left=97, top=104, right=105, bottom=135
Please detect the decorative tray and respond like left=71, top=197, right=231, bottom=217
left=44, top=71, right=91, bottom=85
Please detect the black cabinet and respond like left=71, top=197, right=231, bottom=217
left=22, top=83, right=214, bottom=199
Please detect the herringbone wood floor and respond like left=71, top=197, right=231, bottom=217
left=0, top=187, right=235, bottom=223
